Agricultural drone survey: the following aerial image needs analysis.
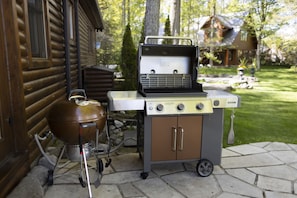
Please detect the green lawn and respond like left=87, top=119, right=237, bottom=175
left=219, top=66, right=297, bottom=147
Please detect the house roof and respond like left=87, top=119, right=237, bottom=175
left=79, top=0, right=104, bottom=31
left=199, top=12, right=248, bottom=47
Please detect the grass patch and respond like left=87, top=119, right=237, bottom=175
left=199, top=66, right=238, bottom=76
left=217, top=66, right=297, bottom=147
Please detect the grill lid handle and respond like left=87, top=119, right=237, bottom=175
left=144, top=36, right=193, bottom=45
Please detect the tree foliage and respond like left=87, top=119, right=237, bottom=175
left=246, top=0, right=282, bottom=69
left=162, top=15, right=173, bottom=44
left=98, top=0, right=297, bottom=68
left=98, top=0, right=145, bottom=65
left=121, top=24, right=137, bottom=90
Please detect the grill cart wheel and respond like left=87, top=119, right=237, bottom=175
left=47, top=170, right=54, bottom=186
left=196, top=159, right=213, bottom=177
left=140, top=172, right=149, bottom=179
left=79, top=176, right=86, bottom=188
left=97, top=159, right=104, bottom=173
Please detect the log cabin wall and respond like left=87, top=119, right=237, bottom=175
left=1, top=0, right=102, bottom=196
left=79, top=4, right=97, bottom=67
left=14, top=0, right=103, bottom=166
left=19, top=0, right=68, bottom=163
left=83, top=67, right=114, bottom=102
left=233, top=32, right=257, bottom=51
left=0, top=0, right=30, bottom=196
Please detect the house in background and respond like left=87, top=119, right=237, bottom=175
left=198, top=12, right=258, bottom=66
left=0, top=0, right=104, bottom=196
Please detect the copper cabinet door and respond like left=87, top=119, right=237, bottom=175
left=151, top=116, right=202, bottom=161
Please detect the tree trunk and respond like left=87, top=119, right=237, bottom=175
left=170, top=0, right=180, bottom=37
left=122, top=0, right=126, bottom=27
left=144, top=0, right=160, bottom=40
left=256, top=37, right=261, bottom=70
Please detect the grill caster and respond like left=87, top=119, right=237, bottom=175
left=97, top=159, right=104, bottom=173
left=196, top=159, right=213, bottom=177
left=79, top=176, right=87, bottom=187
left=47, top=170, right=54, bottom=186
left=140, top=172, right=149, bottom=179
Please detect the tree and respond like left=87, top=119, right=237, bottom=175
left=170, top=0, right=181, bottom=36
left=225, top=0, right=250, bottom=13
left=144, top=0, right=160, bottom=41
left=162, top=15, right=173, bottom=44
left=121, top=24, right=137, bottom=90
left=96, top=20, right=120, bottom=66
left=98, top=0, right=145, bottom=65
left=180, top=0, right=208, bottom=43
left=281, top=40, right=297, bottom=66
left=247, top=0, right=281, bottom=69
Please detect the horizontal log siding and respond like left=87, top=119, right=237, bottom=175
left=79, top=4, right=96, bottom=67
left=69, top=42, right=78, bottom=89
left=16, top=0, right=29, bottom=68
left=83, top=68, right=114, bottom=102
left=19, top=0, right=67, bottom=163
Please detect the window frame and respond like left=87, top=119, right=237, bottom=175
left=27, top=0, right=52, bottom=69
left=240, top=30, right=248, bottom=41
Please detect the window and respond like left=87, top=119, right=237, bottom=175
left=229, top=50, right=235, bottom=61
left=28, top=0, right=47, bottom=58
left=241, top=30, right=248, bottom=41
left=27, top=0, right=51, bottom=68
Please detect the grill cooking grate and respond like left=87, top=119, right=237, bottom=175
left=140, top=74, right=192, bottom=89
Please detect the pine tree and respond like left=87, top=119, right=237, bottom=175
left=139, top=18, right=145, bottom=44
left=121, top=24, right=137, bottom=90
left=162, top=15, right=173, bottom=44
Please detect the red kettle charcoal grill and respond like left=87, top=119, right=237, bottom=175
left=46, top=89, right=111, bottom=198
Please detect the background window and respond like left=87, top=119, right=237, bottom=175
left=241, top=30, right=248, bottom=41
left=28, top=0, right=47, bottom=58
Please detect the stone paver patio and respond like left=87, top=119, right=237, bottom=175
left=39, top=142, right=297, bottom=198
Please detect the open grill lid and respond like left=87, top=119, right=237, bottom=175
left=137, top=36, right=205, bottom=97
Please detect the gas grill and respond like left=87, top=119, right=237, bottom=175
left=107, top=36, right=240, bottom=179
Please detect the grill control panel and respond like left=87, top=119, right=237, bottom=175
left=145, top=98, right=213, bottom=115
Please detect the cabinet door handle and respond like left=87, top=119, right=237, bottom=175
left=179, top=127, right=184, bottom=151
left=172, top=127, right=177, bottom=151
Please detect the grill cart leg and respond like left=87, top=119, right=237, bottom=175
left=47, top=145, right=66, bottom=186
left=79, top=154, right=86, bottom=188
left=82, top=149, right=93, bottom=198
left=140, top=172, right=149, bottom=179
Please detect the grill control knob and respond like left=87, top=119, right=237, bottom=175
left=156, top=104, right=164, bottom=111
left=213, top=100, right=220, bottom=106
left=177, top=103, right=184, bottom=111
left=196, top=103, right=204, bottom=110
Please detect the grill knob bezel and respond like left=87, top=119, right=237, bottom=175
left=177, top=103, right=185, bottom=111
left=156, top=104, right=164, bottom=111
left=196, top=103, right=204, bottom=110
